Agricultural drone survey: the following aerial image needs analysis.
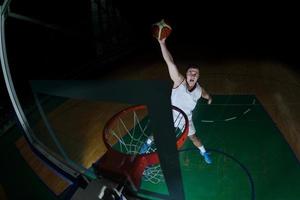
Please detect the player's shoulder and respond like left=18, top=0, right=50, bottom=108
left=197, top=82, right=202, bottom=89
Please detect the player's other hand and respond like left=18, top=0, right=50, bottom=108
left=208, top=97, right=212, bottom=104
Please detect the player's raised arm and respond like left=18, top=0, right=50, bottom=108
left=158, top=38, right=184, bottom=87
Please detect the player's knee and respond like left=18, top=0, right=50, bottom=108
left=188, top=134, right=197, bottom=141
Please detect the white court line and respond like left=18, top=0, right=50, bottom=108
left=224, top=116, right=237, bottom=121
left=243, top=108, right=251, bottom=115
left=201, top=120, right=215, bottom=123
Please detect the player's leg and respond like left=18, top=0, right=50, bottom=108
left=188, top=134, right=202, bottom=149
left=188, top=121, right=212, bottom=164
left=139, top=135, right=154, bottom=154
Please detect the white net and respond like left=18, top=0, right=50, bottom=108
left=105, top=106, right=186, bottom=184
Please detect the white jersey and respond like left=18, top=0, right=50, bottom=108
left=171, top=81, right=202, bottom=120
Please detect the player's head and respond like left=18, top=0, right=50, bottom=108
left=185, top=66, right=200, bottom=88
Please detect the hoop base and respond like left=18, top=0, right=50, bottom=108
left=94, top=150, right=147, bottom=191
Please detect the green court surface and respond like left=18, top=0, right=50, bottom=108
left=137, top=95, right=300, bottom=200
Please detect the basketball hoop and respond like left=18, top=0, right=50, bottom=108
left=94, top=105, right=188, bottom=191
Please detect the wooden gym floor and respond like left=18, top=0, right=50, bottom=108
left=2, top=43, right=299, bottom=199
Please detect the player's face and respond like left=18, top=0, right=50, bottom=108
left=186, top=68, right=199, bottom=87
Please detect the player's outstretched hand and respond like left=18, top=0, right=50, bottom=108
left=157, top=37, right=166, bottom=44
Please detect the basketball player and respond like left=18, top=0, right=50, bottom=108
left=157, top=37, right=212, bottom=164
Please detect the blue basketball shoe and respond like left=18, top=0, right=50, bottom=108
left=201, top=151, right=212, bottom=164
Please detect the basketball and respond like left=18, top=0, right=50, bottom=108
left=152, top=19, right=172, bottom=40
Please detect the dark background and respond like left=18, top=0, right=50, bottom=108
left=1, top=0, right=300, bottom=115
left=5, top=0, right=300, bottom=79
left=122, top=1, right=299, bottom=61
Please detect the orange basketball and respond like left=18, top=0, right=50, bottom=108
left=152, top=19, right=172, bottom=40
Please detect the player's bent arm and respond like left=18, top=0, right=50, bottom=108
left=158, top=39, right=184, bottom=86
left=201, top=87, right=212, bottom=104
